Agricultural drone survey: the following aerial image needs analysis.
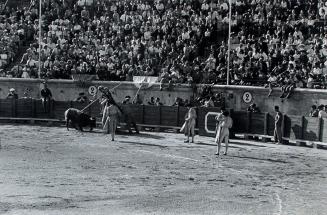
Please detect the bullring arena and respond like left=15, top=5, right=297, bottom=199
left=0, top=124, right=327, bottom=215
left=1, top=0, right=327, bottom=214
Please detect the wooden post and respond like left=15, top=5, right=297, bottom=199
left=12, top=99, right=17, bottom=117
left=281, top=114, right=285, bottom=139
left=318, top=117, right=322, bottom=142
left=196, top=107, right=199, bottom=129
left=156, top=106, right=162, bottom=132
left=142, top=105, right=145, bottom=124
left=301, top=116, right=305, bottom=140
left=176, top=106, right=180, bottom=127
left=263, top=112, right=268, bottom=135
left=158, top=106, right=162, bottom=126
left=89, top=100, right=92, bottom=116
left=31, top=99, right=36, bottom=118
left=247, top=111, right=251, bottom=133
left=229, top=109, right=235, bottom=138
left=47, top=99, right=52, bottom=118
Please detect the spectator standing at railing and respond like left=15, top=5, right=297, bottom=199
left=40, top=81, right=52, bottom=113
left=247, top=103, right=260, bottom=113
left=75, top=92, right=88, bottom=103
left=133, top=94, right=143, bottom=105
left=309, top=105, right=319, bottom=117
left=122, top=95, right=132, bottom=104
left=202, top=96, right=214, bottom=107
left=147, top=96, right=155, bottom=105
left=155, top=97, right=163, bottom=106
left=318, top=105, right=327, bottom=118
left=274, top=106, right=283, bottom=145
left=6, top=88, right=18, bottom=99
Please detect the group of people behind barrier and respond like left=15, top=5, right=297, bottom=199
left=309, top=104, right=327, bottom=118
left=5, top=81, right=53, bottom=113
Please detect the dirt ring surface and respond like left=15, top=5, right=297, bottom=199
left=0, top=124, right=326, bottom=215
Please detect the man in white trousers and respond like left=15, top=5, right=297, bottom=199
left=215, top=111, right=233, bottom=156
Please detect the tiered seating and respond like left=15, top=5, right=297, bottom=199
left=8, top=0, right=327, bottom=89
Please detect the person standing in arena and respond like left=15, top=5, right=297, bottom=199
left=40, top=81, right=52, bottom=113
left=274, top=106, right=283, bottom=144
left=102, top=101, right=121, bottom=141
left=214, top=107, right=225, bottom=136
left=180, top=107, right=197, bottom=143
left=215, top=111, right=233, bottom=156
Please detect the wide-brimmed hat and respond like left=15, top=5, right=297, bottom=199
left=9, top=88, right=15, bottom=92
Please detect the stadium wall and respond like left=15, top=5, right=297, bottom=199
left=0, top=78, right=326, bottom=116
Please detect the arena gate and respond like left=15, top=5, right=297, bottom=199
left=0, top=98, right=325, bottom=147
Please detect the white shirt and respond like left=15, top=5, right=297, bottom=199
left=319, top=110, right=327, bottom=118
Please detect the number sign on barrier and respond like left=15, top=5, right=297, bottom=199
left=242, top=91, right=253, bottom=104
left=88, top=86, right=97, bottom=96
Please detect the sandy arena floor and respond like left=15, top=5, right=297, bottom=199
left=0, top=124, right=326, bottom=215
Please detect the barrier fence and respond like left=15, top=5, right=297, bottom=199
left=0, top=99, right=325, bottom=144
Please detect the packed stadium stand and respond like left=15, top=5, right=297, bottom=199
left=1, top=0, right=327, bottom=89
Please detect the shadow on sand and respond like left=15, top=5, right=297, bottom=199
left=134, top=132, right=165, bottom=140
left=230, top=155, right=288, bottom=164
left=118, top=140, right=168, bottom=149
left=194, top=142, right=262, bottom=149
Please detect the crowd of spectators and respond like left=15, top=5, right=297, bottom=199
left=2, top=0, right=327, bottom=90
left=0, top=1, right=35, bottom=77
left=309, top=104, right=327, bottom=118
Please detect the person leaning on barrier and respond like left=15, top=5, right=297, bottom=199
left=309, top=105, right=319, bottom=117
left=247, top=103, right=260, bottom=113
left=318, top=105, right=327, bottom=118
left=155, top=97, right=163, bottom=106
left=122, top=95, right=132, bottom=104
left=274, top=106, right=283, bottom=144
left=22, top=88, right=32, bottom=99
left=133, top=94, right=143, bottom=105
left=40, top=81, right=52, bottom=113
left=172, top=97, right=183, bottom=106
left=202, top=96, right=214, bottom=107
left=6, top=88, right=18, bottom=99
left=75, top=92, right=89, bottom=103
left=147, top=97, right=155, bottom=105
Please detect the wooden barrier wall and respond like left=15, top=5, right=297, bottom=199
left=0, top=99, right=325, bottom=143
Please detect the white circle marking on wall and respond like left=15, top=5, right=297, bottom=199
left=88, top=86, right=97, bottom=96
left=242, top=91, right=253, bottom=104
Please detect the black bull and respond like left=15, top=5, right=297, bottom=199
left=64, top=108, right=96, bottom=131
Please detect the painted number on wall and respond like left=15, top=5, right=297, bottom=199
left=242, top=91, right=252, bottom=104
left=88, top=86, right=97, bottom=96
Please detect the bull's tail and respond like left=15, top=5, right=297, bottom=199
left=64, top=109, right=69, bottom=131
left=66, top=119, right=69, bottom=131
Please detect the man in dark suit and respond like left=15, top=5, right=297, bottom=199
left=274, top=106, right=283, bottom=144
left=40, top=82, right=52, bottom=113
